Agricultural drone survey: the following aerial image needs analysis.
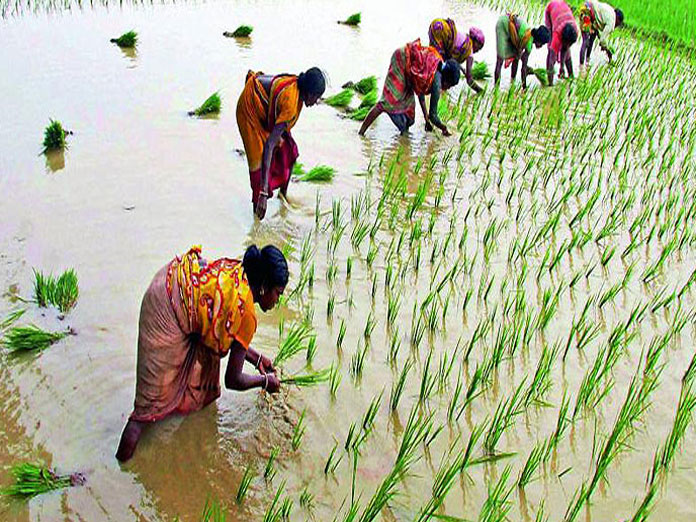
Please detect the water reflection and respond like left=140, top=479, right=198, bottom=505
left=44, top=149, right=65, bottom=173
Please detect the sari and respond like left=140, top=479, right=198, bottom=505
left=428, top=18, right=474, bottom=63
left=546, top=0, right=579, bottom=60
left=130, top=246, right=257, bottom=422
left=377, top=39, right=443, bottom=124
left=236, top=71, right=303, bottom=204
left=496, top=13, right=533, bottom=65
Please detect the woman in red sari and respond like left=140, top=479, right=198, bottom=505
left=358, top=39, right=461, bottom=137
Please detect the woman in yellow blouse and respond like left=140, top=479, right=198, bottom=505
left=116, top=244, right=287, bottom=462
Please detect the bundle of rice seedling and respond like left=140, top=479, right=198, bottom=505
left=33, top=269, right=79, bottom=313
left=472, top=61, right=491, bottom=81
left=295, top=165, right=335, bottom=182
left=324, top=89, right=354, bottom=107
left=189, top=92, right=221, bottom=117
left=338, top=12, right=361, bottom=26
left=292, top=162, right=305, bottom=176
left=353, top=75, right=377, bottom=94
left=359, top=89, right=378, bottom=109
left=532, top=68, right=549, bottom=86
left=281, top=368, right=331, bottom=387
left=110, top=30, right=138, bottom=48
left=1, top=325, right=68, bottom=352
left=349, top=106, right=371, bottom=121
left=224, top=25, right=253, bottom=38
left=42, top=120, right=67, bottom=152
left=1, top=463, right=84, bottom=498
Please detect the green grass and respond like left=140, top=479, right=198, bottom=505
left=42, top=119, right=67, bottom=152
left=1, top=463, right=82, bottom=498
left=1, top=325, right=68, bottom=352
left=189, top=92, right=221, bottom=117
left=110, top=30, right=137, bottom=48
left=324, top=88, right=354, bottom=107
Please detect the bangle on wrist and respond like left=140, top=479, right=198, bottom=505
left=262, top=374, right=268, bottom=390
left=256, top=354, right=262, bottom=369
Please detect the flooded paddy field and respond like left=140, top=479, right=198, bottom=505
left=1, top=0, right=695, bottom=520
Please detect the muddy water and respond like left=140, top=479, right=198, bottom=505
left=2, top=0, right=696, bottom=521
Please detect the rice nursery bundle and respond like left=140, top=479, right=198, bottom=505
left=110, top=30, right=137, bottom=48
left=33, top=268, right=79, bottom=313
left=324, top=89, right=354, bottom=108
left=1, top=463, right=84, bottom=498
left=471, top=61, right=490, bottom=81
left=189, top=92, right=221, bottom=116
left=1, top=325, right=68, bottom=352
left=349, top=106, right=371, bottom=121
left=344, top=75, right=378, bottom=95
left=359, top=89, right=378, bottom=109
left=42, top=119, right=68, bottom=152
left=338, top=12, right=361, bottom=26
left=295, top=165, right=335, bottom=182
left=224, top=25, right=253, bottom=38
left=532, top=68, right=549, bottom=86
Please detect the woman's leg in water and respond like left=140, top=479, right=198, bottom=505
left=358, top=104, right=384, bottom=135
left=116, top=419, right=146, bottom=462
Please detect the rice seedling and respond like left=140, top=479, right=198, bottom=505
left=235, top=466, right=255, bottom=505
left=349, top=76, right=377, bottom=95
left=350, top=343, right=367, bottom=381
left=226, top=25, right=253, bottom=38
left=518, top=440, right=548, bottom=488
left=299, top=487, right=315, bottom=513
left=110, top=30, right=137, bottom=48
left=1, top=325, right=68, bottom=352
left=305, top=335, right=317, bottom=363
left=263, top=480, right=289, bottom=522
left=338, top=12, right=361, bottom=26
left=188, top=92, right=221, bottom=117
left=324, top=89, right=354, bottom=108
left=329, top=363, right=342, bottom=397
left=274, top=322, right=312, bottom=366
left=478, top=466, right=514, bottom=522
left=484, top=379, right=526, bottom=455
left=263, top=447, right=278, bottom=481
left=201, top=497, right=226, bottom=522
left=42, top=119, right=68, bottom=152
left=324, top=442, right=343, bottom=475
left=281, top=368, right=330, bottom=387
left=336, top=318, right=347, bottom=349
left=292, top=409, right=306, bottom=451
left=0, top=309, right=25, bottom=331
left=471, top=62, right=491, bottom=82
left=359, top=89, right=378, bottom=109
left=1, top=462, right=84, bottom=498
left=296, top=165, right=336, bottom=182
left=349, top=106, right=371, bottom=121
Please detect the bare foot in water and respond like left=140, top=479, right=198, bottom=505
left=116, top=419, right=145, bottom=462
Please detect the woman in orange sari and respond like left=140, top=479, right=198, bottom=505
left=236, top=68, right=326, bottom=220
left=116, top=244, right=288, bottom=462
left=358, top=39, right=460, bottom=136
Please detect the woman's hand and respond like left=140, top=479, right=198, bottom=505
left=441, top=127, right=451, bottom=137
left=258, top=354, right=275, bottom=375
left=265, top=373, right=281, bottom=393
left=255, top=193, right=268, bottom=220
left=425, top=120, right=433, bottom=132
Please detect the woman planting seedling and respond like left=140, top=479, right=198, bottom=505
left=578, top=1, right=624, bottom=64
left=236, top=67, right=326, bottom=220
left=494, top=13, right=551, bottom=88
left=359, top=39, right=461, bottom=136
left=428, top=19, right=486, bottom=94
left=116, top=244, right=287, bottom=462
left=544, top=0, right=579, bottom=85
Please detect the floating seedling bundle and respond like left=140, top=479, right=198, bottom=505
left=42, top=120, right=69, bottom=152
left=293, top=164, right=335, bottom=182
left=338, top=12, right=361, bottom=26
left=110, top=30, right=137, bottom=48
left=188, top=92, right=221, bottom=116
left=224, top=25, right=253, bottom=38
left=1, top=463, right=84, bottom=498
left=323, top=88, right=354, bottom=108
